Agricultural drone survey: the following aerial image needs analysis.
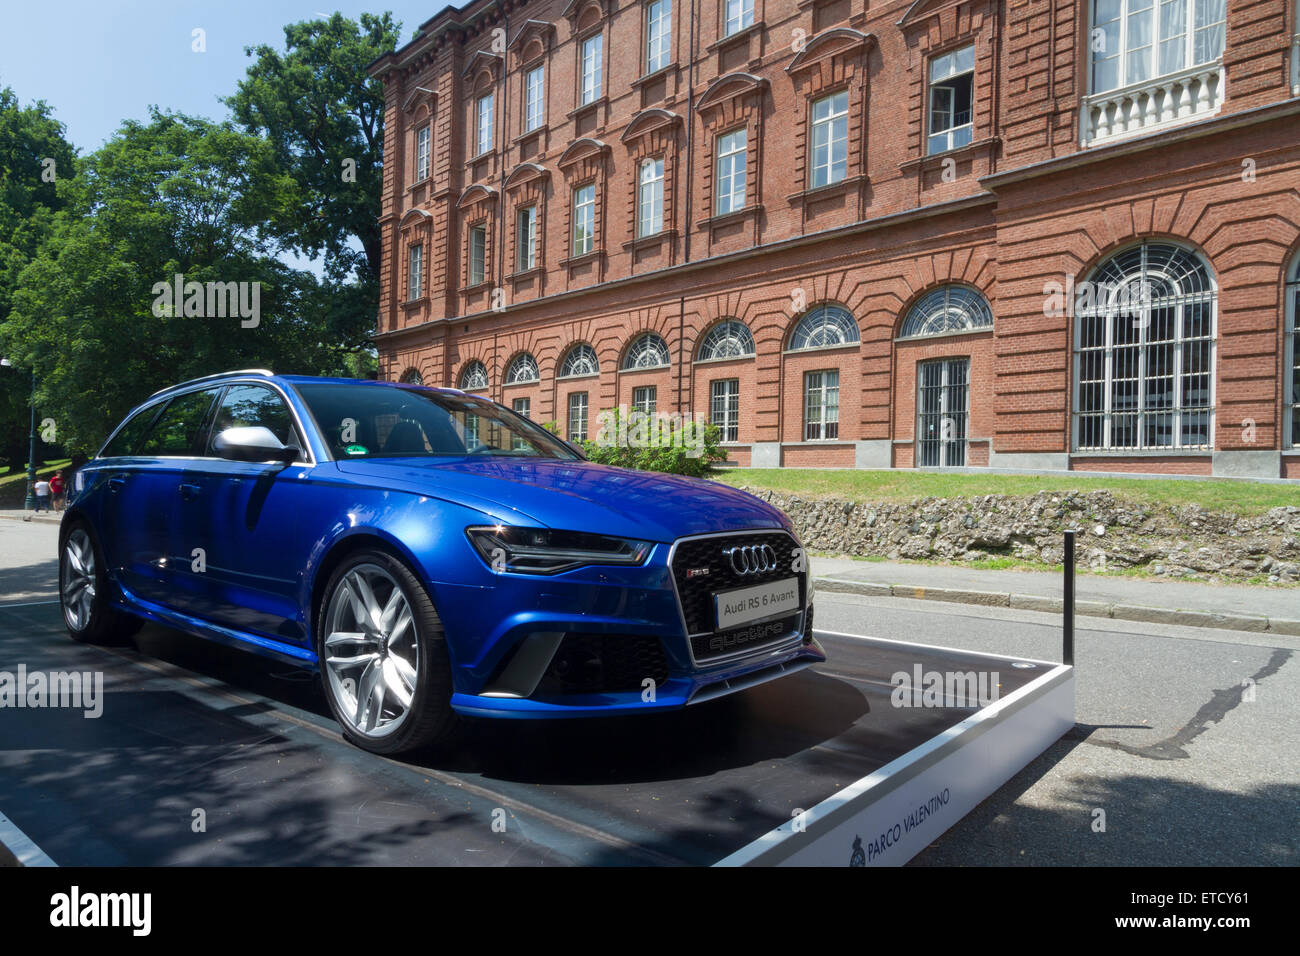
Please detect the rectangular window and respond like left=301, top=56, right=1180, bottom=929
left=524, top=64, right=545, bottom=133
left=475, top=93, right=494, bottom=155
left=710, top=378, right=740, bottom=442
left=573, top=183, right=596, bottom=256
left=804, top=370, right=840, bottom=441
left=724, top=0, right=754, bottom=36
left=407, top=244, right=423, bottom=300
left=581, top=33, right=603, bottom=105
left=810, top=91, right=849, bottom=188
left=468, top=224, right=486, bottom=286
left=415, top=126, right=431, bottom=182
left=568, top=392, right=589, bottom=442
left=516, top=206, right=537, bottom=272
left=928, top=45, right=975, bottom=154
left=715, top=127, right=747, bottom=215
left=511, top=397, right=532, bottom=450
left=632, top=385, right=657, bottom=415
left=646, top=0, right=672, bottom=73
left=917, top=358, right=970, bottom=467
left=1091, top=0, right=1225, bottom=93
left=638, top=158, right=664, bottom=238
left=1290, top=275, right=1300, bottom=447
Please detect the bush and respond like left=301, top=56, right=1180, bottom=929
left=579, top=406, right=728, bottom=477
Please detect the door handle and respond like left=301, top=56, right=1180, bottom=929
left=179, top=482, right=201, bottom=501
left=107, top=476, right=125, bottom=494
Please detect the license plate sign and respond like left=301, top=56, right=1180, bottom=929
left=714, top=577, right=800, bottom=631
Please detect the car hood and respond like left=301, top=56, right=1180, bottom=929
left=333, top=457, right=792, bottom=542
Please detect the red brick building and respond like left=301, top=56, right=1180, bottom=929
left=368, top=0, right=1300, bottom=477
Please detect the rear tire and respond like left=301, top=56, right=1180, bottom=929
left=316, top=549, right=457, bottom=756
left=59, top=521, right=143, bottom=645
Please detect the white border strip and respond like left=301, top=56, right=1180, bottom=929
left=716, top=662, right=1075, bottom=866
left=0, top=808, right=57, bottom=867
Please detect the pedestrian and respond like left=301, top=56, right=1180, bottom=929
left=33, top=477, right=51, bottom=512
left=49, top=471, right=66, bottom=511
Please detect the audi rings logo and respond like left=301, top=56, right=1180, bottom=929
left=723, top=543, right=778, bottom=575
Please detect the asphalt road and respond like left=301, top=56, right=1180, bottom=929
left=1, top=516, right=1296, bottom=865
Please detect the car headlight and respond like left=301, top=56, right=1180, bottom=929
left=466, top=525, right=652, bottom=575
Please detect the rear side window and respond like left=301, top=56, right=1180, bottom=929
left=207, top=384, right=299, bottom=453
left=138, top=388, right=222, bottom=457
left=100, top=401, right=166, bottom=458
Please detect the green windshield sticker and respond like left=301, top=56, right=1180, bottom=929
left=344, top=444, right=368, bottom=455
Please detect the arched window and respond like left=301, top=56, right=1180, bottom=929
left=697, top=320, right=755, bottom=360
left=459, top=360, right=489, bottom=391
left=505, top=352, right=539, bottom=384
left=558, top=343, right=600, bottom=379
left=621, top=332, right=671, bottom=370
left=1286, top=252, right=1300, bottom=448
left=1074, top=241, right=1216, bottom=451
left=900, top=286, right=993, bottom=338
left=789, top=304, right=860, bottom=351
left=398, top=368, right=424, bottom=385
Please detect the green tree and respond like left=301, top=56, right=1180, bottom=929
left=0, top=87, right=76, bottom=469
left=225, top=12, right=400, bottom=293
left=1, top=110, right=357, bottom=455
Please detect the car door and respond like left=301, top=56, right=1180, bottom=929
left=99, top=389, right=222, bottom=608
left=96, top=398, right=169, bottom=594
left=175, top=383, right=321, bottom=645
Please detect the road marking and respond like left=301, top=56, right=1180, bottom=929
left=0, top=600, right=60, bottom=609
left=0, top=808, right=57, bottom=867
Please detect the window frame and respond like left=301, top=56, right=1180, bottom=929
left=407, top=243, right=424, bottom=301
left=524, top=63, right=546, bottom=134
left=715, top=126, right=747, bottom=215
left=580, top=32, right=604, bottom=106
left=631, top=385, right=658, bottom=415
left=710, top=378, right=740, bottom=442
left=516, top=205, right=537, bottom=272
left=926, top=44, right=975, bottom=156
left=724, top=0, right=755, bottom=37
left=1089, top=0, right=1227, bottom=95
left=646, top=0, right=673, bottom=74
left=475, top=91, right=495, bottom=157
left=567, top=391, right=590, bottom=441
left=637, top=156, right=665, bottom=238
left=414, top=125, right=431, bottom=182
left=809, top=89, right=849, bottom=189
left=803, top=369, right=840, bottom=441
left=468, top=222, right=488, bottom=286
left=1286, top=252, right=1300, bottom=448
left=572, top=182, right=597, bottom=256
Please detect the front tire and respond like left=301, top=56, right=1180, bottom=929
left=316, top=550, right=456, bottom=755
left=59, top=521, right=143, bottom=645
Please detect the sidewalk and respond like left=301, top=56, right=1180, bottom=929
left=0, top=509, right=62, bottom=524
left=811, top=555, right=1300, bottom=636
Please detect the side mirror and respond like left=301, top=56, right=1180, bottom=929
left=213, top=426, right=298, bottom=463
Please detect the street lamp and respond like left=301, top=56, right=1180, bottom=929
left=0, top=358, right=38, bottom=510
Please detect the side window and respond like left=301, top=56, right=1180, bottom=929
left=139, top=388, right=223, bottom=457
left=100, top=401, right=167, bottom=458
left=208, top=385, right=299, bottom=453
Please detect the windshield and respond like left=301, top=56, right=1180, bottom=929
left=296, top=383, right=579, bottom=461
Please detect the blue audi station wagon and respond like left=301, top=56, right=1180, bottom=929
left=59, top=371, right=823, bottom=753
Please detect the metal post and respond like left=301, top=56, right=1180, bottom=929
left=23, top=370, right=37, bottom=511
left=1063, top=529, right=1075, bottom=665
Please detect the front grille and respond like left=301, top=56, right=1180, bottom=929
left=669, top=531, right=806, bottom=654
left=534, top=633, right=669, bottom=696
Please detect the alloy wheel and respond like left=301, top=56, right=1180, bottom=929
left=62, top=529, right=97, bottom=632
left=322, top=563, right=419, bottom=738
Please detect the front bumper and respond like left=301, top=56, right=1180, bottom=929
left=437, top=530, right=822, bottom=719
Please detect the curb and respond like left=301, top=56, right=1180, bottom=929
left=815, top=576, right=1298, bottom=637
left=0, top=512, right=61, bottom=525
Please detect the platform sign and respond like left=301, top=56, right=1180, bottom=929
left=716, top=658, right=1075, bottom=867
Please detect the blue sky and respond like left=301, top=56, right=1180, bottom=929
left=1, top=2, right=444, bottom=275
left=0, top=1, right=441, bottom=152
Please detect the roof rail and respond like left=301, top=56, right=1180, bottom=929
left=148, top=369, right=274, bottom=399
